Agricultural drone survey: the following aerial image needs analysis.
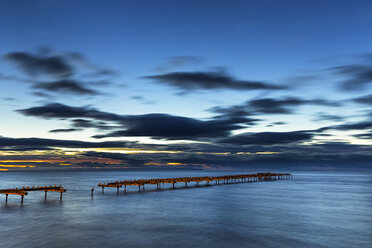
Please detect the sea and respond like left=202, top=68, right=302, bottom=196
left=0, top=170, right=371, bottom=248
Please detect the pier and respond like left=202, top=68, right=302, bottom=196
left=96, top=172, right=292, bottom=195
left=0, top=185, right=66, bottom=204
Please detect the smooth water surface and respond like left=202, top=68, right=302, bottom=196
left=0, top=170, right=371, bottom=248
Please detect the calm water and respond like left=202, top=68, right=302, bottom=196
left=0, top=170, right=371, bottom=248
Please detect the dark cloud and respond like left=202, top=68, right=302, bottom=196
left=210, top=97, right=340, bottom=115
left=79, top=141, right=372, bottom=169
left=3, top=49, right=116, bottom=97
left=143, top=71, right=285, bottom=91
left=17, top=103, right=247, bottom=140
left=266, top=121, right=286, bottom=127
left=314, top=113, right=345, bottom=122
left=332, top=62, right=372, bottom=91
left=49, top=128, right=82, bottom=133
left=0, top=136, right=138, bottom=150
left=93, top=113, right=243, bottom=140
left=33, top=80, right=98, bottom=95
left=4, top=52, right=73, bottom=78
left=210, top=114, right=259, bottom=126
left=32, top=91, right=51, bottom=98
left=353, top=94, right=372, bottom=105
left=353, top=132, right=372, bottom=139
left=19, top=100, right=350, bottom=141
left=218, top=130, right=315, bottom=145
left=72, top=119, right=97, bottom=128
left=248, top=98, right=339, bottom=114
left=318, top=120, right=372, bottom=132
left=70, top=119, right=119, bottom=130
left=272, top=121, right=286, bottom=125
left=131, top=95, right=156, bottom=105
left=1, top=135, right=371, bottom=169
left=17, top=103, right=122, bottom=121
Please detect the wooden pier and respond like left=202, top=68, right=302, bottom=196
left=0, top=185, right=66, bottom=204
left=96, top=172, right=292, bottom=195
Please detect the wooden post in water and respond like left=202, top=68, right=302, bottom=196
left=60, top=192, right=63, bottom=200
left=5, top=194, right=8, bottom=203
left=45, top=191, right=47, bottom=200
left=21, top=195, right=24, bottom=204
left=91, top=187, right=94, bottom=197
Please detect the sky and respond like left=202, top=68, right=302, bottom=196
left=0, top=0, right=371, bottom=171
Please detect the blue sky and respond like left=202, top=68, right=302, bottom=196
left=0, top=0, right=371, bottom=170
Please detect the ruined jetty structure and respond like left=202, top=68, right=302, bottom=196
left=96, top=172, right=292, bottom=195
left=0, top=173, right=292, bottom=203
left=0, top=185, right=66, bottom=204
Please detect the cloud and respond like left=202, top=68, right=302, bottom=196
left=18, top=99, right=348, bottom=141
left=143, top=71, right=285, bottom=91
left=332, top=62, right=372, bottom=91
left=49, top=128, right=82, bottom=133
left=353, top=131, right=372, bottom=139
left=4, top=52, right=73, bottom=78
left=17, top=103, right=247, bottom=140
left=248, top=98, right=339, bottom=114
left=93, top=113, right=243, bottom=140
left=79, top=141, right=372, bottom=169
left=3, top=49, right=116, bottom=97
left=71, top=119, right=98, bottom=128
left=266, top=121, right=286, bottom=127
left=210, top=97, right=340, bottom=115
left=17, top=103, right=122, bottom=121
left=130, top=95, right=156, bottom=105
left=1, top=135, right=371, bottom=169
left=313, top=113, right=345, bottom=122
left=322, top=120, right=372, bottom=131
left=0, top=136, right=138, bottom=150
left=218, top=130, right=315, bottom=145
left=353, top=94, right=372, bottom=105
left=33, top=80, right=99, bottom=95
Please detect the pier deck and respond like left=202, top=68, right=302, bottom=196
left=0, top=185, right=66, bottom=204
left=96, top=172, right=292, bottom=195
